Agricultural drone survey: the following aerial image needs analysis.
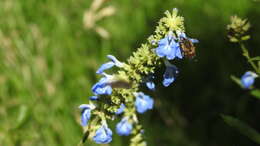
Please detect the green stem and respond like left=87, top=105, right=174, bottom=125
left=240, top=42, right=259, bottom=74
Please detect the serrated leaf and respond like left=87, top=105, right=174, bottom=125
left=221, top=115, right=260, bottom=144
left=250, top=89, right=260, bottom=99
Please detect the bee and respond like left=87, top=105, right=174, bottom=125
left=179, top=37, right=197, bottom=59
left=108, top=79, right=132, bottom=89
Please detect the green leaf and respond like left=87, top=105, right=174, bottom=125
left=250, top=89, right=260, bottom=99
left=13, top=105, right=29, bottom=130
left=221, top=115, right=260, bottom=144
left=249, top=56, right=260, bottom=61
left=230, top=75, right=242, bottom=87
left=241, top=35, right=250, bottom=41
left=230, top=37, right=239, bottom=43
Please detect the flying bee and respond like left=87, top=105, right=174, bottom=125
left=179, top=37, right=198, bottom=59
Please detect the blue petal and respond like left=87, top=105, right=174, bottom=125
left=163, top=77, right=175, bottom=87
left=155, top=35, right=183, bottom=60
left=93, top=125, right=113, bottom=144
left=178, top=32, right=187, bottom=38
left=147, top=97, right=154, bottom=110
left=90, top=96, right=98, bottom=100
left=175, top=45, right=183, bottom=59
left=115, top=104, right=125, bottom=115
left=79, top=104, right=95, bottom=126
left=146, top=81, right=155, bottom=90
left=163, top=64, right=178, bottom=87
left=93, top=85, right=112, bottom=95
left=241, top=71, right=257, bottom=89
left=81, top=109, right=91, bottom=126
left=107, top=55, right=117, bottom=62
left=96, top=62, right=115, bottom=74
left=134, top=92, right=154, bottom=114
left=107, top=55, right=123, bottom=67
left=116, top=118, right=133, bottom=136
left=92, top=77, right=112, bottom=95
left=100, top=86, right=112, bottom=95
left=156, top=36, right=174, bottom=58
left=79, top=104, right=90, bottom=109
left=158, top=37, right=169, bottom=46
left=79, top=104, right=95, bottom=110
left=165, top=42, right=176, bottom=60
left=156, top=45, right=169, bottom=58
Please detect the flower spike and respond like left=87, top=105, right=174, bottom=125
left=79, top=9, right=198, bottom=145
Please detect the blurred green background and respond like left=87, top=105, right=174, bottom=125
left=0, top=0, right=260, bottom=146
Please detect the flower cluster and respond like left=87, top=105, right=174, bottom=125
left=227, top=15, right=251, bottom=43
left=227, top=16, right=258, bottom=90
left=78, top=8, right=198, bottom=145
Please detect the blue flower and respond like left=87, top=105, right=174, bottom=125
left=79, top=104, right=95, bottom=126
left=92, top=74, right=113, bottom=95
left=241, top=71, right=258, bottom=89
left=96, top=62, right=115, bottom=74
left=89, top=96, right=98, bottom=100
left=134, top=92, right=154, bottom=114
left=155, top=33, right=183, bottom=60
left=115, top=103, right=125, bottom=115
left=96, top=55, right=124, bottom=74
left=146, top=81, right=155, bottom=90
left=144, top=75, right=155, bottom=90
left=145, top=75, right=155, bottom=90
left=116, top=118, right=133, bottom=136
left=163, top=60, right=179, bottom=87
left=93, top=124, right=113, bottom=144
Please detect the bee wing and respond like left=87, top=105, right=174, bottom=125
left=190, top=39, right=199, bottom=43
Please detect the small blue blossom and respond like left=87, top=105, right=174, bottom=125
left=107, top=55, right=124, bottom=67
left=163, top=61, right=179, bottom=87
left=92, top=74, right=113, bottom=95
left=89, top=96, right=98, bottom=100
left=96, top=55, right=124, bottom=74
left=145, top=75, right=155, bottom=90
left=241, top=71, right=258, bottom=89
left=115, top=103, right=125, bottom=115
left=96, top=62, right=115, bottom=74
left=146, top=81, right=155, bottom=90
left=93, top=124, right=113, bottom=144
left=79, top=104, right=95, bottom=126
left=155, top=33, right=183, bottom=60
left=116, top=118, right=133, bottom=136
left=134, top=92, right=154, bottom=114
